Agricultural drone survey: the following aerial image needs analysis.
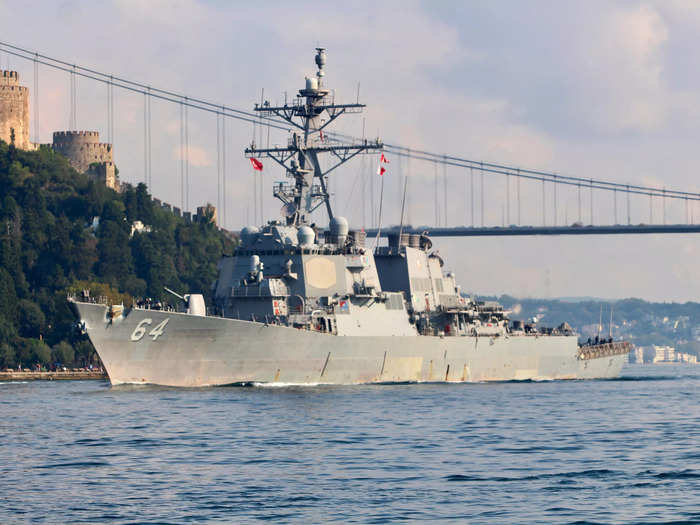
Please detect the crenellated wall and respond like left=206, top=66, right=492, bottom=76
left=86, top=161, right=119, bottom=191
left=0, top=71, right=120, bottom=190
left=196, top=203, right=218, bottom=226
left=52, top=131, right=114, bottom=173
left=0, top=71, right=30, bottom=150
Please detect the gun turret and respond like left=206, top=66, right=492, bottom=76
left=164, top=287, right=186, bottom=301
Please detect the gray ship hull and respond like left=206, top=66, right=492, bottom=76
left=75, top=302, right=625, bottom=387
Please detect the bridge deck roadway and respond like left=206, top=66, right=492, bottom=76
left=364, top=224, right=700, bottom=237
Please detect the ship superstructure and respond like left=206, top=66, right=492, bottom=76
left=71, top=49, right=630, bottom=387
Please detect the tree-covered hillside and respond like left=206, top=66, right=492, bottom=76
left=0, top=139, right=235, bottom=369
left=487, top=295, right=700, bottom=355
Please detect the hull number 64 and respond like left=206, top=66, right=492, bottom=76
left=130, top=318, right=169, bottom=342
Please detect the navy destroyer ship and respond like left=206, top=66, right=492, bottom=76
left=71, top=49, right=630, bottom=386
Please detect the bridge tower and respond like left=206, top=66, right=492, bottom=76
left=0, top=70, right=31, bottom=150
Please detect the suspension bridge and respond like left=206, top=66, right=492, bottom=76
left=2, top=40, right=700, bottom=237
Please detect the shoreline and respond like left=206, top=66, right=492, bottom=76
left=0, top=370, right=107, bottom=381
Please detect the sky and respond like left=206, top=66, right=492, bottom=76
left=2, top=0, right=700, bottom=302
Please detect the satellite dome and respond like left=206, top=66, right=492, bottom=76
left=298, top=225, right=315, bottom=247
left=330, top=216, right=349, bottom=236
left=330, top=216, right=349, bottom=247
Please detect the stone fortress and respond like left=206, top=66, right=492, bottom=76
left=0, top=69, right=220, bottom=226
left=0, top=70, right=119, bottom=190
left=52, top=131, right=118, bottom=189
left=0, top=70, right=30, bottom=150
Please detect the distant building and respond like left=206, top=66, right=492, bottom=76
left=0, top=70, right=31, bottom=150
left=130, top=220, right=152, bottom=238
left=676, top=352, right=698, bottom=364
left=693, top=326, right=700, bottom=341
left=652, top=345, right=675, bottom=363
left=629, top=346, right=645, bottom=364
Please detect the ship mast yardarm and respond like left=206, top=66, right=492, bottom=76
left=245, top=48, right=382, bottom=227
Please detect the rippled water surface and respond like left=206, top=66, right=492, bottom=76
left=1, top=365, right=699, bottom=524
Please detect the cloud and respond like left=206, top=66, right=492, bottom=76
left=5, top=1, right=700, bottom=299
left=581, top=4, right=669, bottom=133
left=171, top=144, right=211, bottom=168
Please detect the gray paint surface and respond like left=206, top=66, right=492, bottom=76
left=72, top=49, right=629, bottom=388
left=76, top=302, right=624, bottom=387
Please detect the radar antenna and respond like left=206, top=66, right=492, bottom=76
left=245, top=48, right=383, bottom=226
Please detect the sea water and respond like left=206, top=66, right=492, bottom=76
left=0, top=364, right=698, bottom=523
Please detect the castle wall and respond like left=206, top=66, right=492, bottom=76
left=0, top=71, right=30, bottom=150
left=0, top=71, right=119, bottom=191
left=196, top=203, right=218, bottom=226
left=87, top=161, right=119, bottom=191
left=52, top=131, right=114, bottom=173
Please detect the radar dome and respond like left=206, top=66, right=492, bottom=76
left=298, top=225, right=315, bottom=247
left=330, top=216, right=349, bottom=236
left=330, top=216, right=349, bottom=246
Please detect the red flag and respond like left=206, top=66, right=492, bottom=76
left=319, top=130, right=325, bottom=141
left=377, top=165, right=386, bottom=176
left=380, top=153, right=389, bottom=163
left=250, top=158, right=263, bottom=171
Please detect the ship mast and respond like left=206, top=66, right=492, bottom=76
left=245, top=48, right=383, bottom=226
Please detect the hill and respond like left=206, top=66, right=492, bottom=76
left=482, top=295, right=700, bottom=356
left=0, top=139, right=235, bottom=369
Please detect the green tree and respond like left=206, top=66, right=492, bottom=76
left=0, top=315, right=16, bottom=344
left=0, top=139, right=235, bottom=369
left=30, top=339, right=52, bottom=366
left=18, top=299, right=45, bottom=338
left=0, top=267, right=17, bottom=322
left=0, top=343, right=16, bottom=369
left=134, top=183, right=154, bottom=224
left=17, top=338, right=51, bottom=367
left=52, top=341, right=75, bottom=366
left=96, top=220, right=132, bottom=286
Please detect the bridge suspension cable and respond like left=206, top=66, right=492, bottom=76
left=0, top=41, right=292, bottom=132
left=4, top=39, right=700, bottom=208
left=382, top=144, right=700, bottom=201
left=33, top=53, right=38, bottom=143
left=380, top=144, right=700, bottom=202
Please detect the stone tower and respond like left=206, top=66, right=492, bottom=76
left=0, top=71, right=30, bottom=150
left=196, top=203, right=218, bottom=226
left=87, top=161, right=119, bottom=190
left=52, top=131, right=113, bottom=172
left=52, top=131, right=119, bottom=191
